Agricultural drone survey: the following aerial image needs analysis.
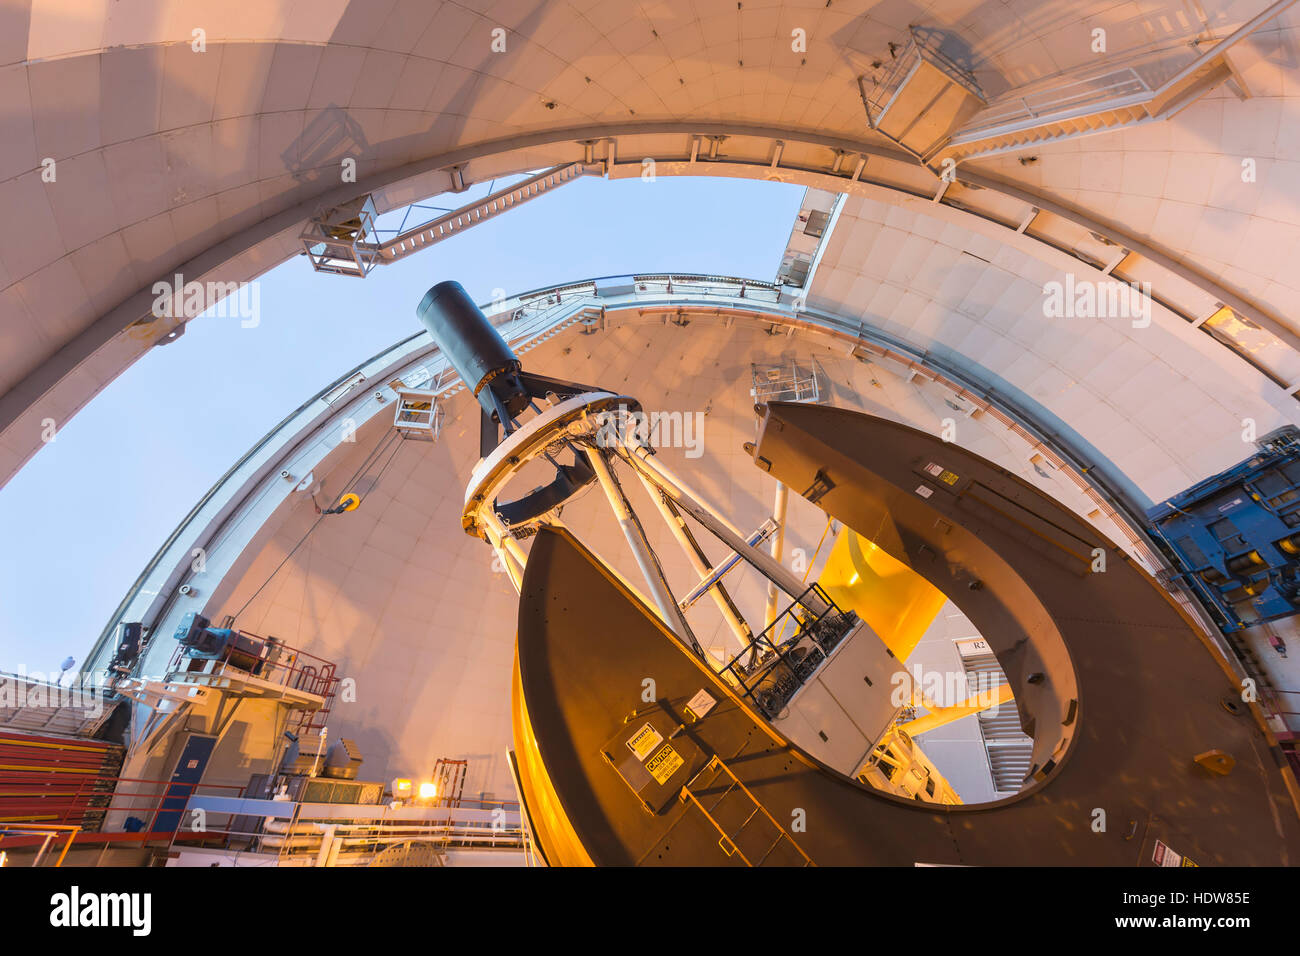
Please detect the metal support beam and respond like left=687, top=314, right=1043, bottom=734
left=899, top=683, right=1015, bottom=737
left=582, top=445, right=700, bottom=651
left=621, top=444, right=829, bottom=616
left=680, top=520, right=777, bottom=609
left=632, top=468, right=753, bottom=653
left=765, top=482, right=790, bottom=629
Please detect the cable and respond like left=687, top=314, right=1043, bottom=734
left=231, top=427, right=403, bottom=624
left=230, top=515, right=325, bottom=624
left=802, top=515, right=835, bottom=586
left=368, top=432, right=407, bottom=492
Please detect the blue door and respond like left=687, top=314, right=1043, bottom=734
left=152, top=734, right=217, bottom=833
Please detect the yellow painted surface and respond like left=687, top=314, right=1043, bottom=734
left=510, top=649, right=594, bottom=867
left=819, top=529, right=947, bottom=661
left=898, top=683, right=1015, bottom=737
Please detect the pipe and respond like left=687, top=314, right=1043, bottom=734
left=621, top=445, right=829, bottom=616
left=898, top=683, right=1015, bottom=737
left=480, top=511, right=525, bottom=592
left=546, top=515, right=668, bottom=621
left=581, top=445, right=700, bottom=650
left=631, top=468, right=752, bottom=654
left=315, top=824, right=337, bottom=867
left=765, top=482, right=789, bottom=628
left=679, top=521, right=777, bottom=608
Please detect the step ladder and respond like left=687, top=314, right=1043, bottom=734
left=678, top=755, right=814, bottom=866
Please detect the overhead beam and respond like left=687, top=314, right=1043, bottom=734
left=3, top=119, right=1295, bottom=491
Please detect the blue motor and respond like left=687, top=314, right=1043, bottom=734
left=1148, top=427, right=1300, bottom=629
left=173, top=612, right=266, bottom=672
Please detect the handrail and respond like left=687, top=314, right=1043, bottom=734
left=719, top=583, right=850, bottom=718
left=0, top=770, right=246, bottom=845
left=0, top=823, right=80, bottom=865
left=365, top=163, right=602, bottom=263
left=952, top=0, right=1298, bottom=142
left=864, top=27, right=983, bottom=120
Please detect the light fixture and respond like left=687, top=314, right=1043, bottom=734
left=418, top=781, right=438, bottom=800
left=391, top=778, right=412, bottom=799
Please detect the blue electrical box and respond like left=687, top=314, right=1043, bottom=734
left=1147, top=427, right=1300, bottom=630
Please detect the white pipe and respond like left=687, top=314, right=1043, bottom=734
left=582, top=445, right=695, bottom=645
left=621, top=444, right=829, bottom=616
left=622, top=440, right=748, bottom=539
left=546, top=516, right=666, bottom=618
left=765, top=482, right=789, bottom=629
left=315, top=824, right=336, bottom=867
left=480, top=512, right=525, bottom=593
left=309, top=727, right=327, bottom=778
left=631, top=467, right=752, bottom=653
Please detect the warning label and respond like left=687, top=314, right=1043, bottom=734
left=627, top=723, right=663, bottom=761
left=1152, top=839, right=1196, bottom=867
left=685, top=688, right=717, bottom=721
left=645, top=744, right=683, bottom=784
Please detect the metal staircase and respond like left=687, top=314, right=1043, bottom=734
left=962, top=652, right=1035, bottom=794
left=863, top=1, right=1297, bottom=172
left=936, top=45, right=1239, bottom=166
left=301, top=163, right=603, bottom=276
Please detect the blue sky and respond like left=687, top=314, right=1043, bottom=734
left=0, top=175, right=803, bottom=671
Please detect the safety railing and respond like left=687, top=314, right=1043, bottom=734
left=751, top=360, right=821, bottom=404
left=719, top=584, right=852, bottom=719
left=633, top=274, right=781, bottom=303
left=366, top=164, right=602, bottom=265
left=0, top=823, right=80, bottom=866
left=863, top=28, right=983, bottom=124
left=0, top=772, right=246, bottom=848
left=167, top=629, right=339, bottom=733
left=954, top=57, right=1161, bottom=137
left=0, top=671, right=115, bottom=737
left=171, top=793, right=525, bottom=861
left=950, top=0, right=1298, bottom=144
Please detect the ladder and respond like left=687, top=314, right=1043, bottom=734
left=678, top=755, right=814, bottom=866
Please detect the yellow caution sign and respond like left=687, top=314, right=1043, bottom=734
left=645, top=744, right=683, bottom=785
left=626, top=724, right=663, bottom=761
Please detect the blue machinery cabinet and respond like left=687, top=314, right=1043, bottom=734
left=1148, top=428, right=1300, bottom=631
